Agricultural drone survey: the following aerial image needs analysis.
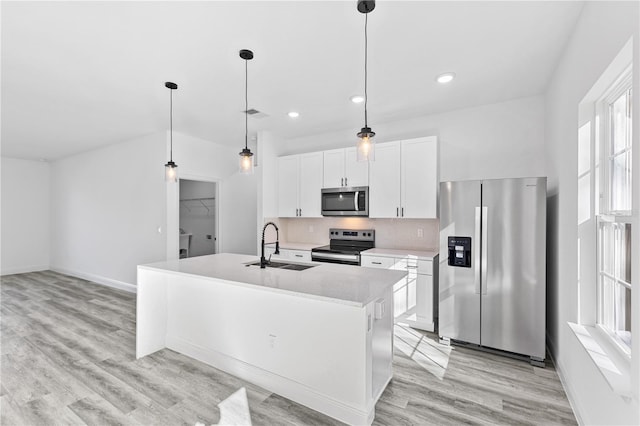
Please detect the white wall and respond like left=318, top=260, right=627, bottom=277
left=50, top=133, right=167, bottom=291
left=545, top=2, right=639, bottom=424
left=50, top=130, right=259, bottom=290
left=171, top=132, right=257, bottom=257
left=1, top=157, right=50, bottom=275
left=280, top=95, right=546, bottom=182
left=220, top=172, right=257, bottom=255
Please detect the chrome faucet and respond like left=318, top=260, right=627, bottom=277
left=260, top=222, right=280, bottom=268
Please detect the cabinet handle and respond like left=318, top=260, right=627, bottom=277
left=299, top=208, right=302, bottom=216
left=372, top=261, right=382, bottom=265
left=345, top=177, right=348, bottom=186
left=341, top=177, right=344, bottom=186
left=295, top=254, right=303, bottom=258
left=396, top=207, right=399, bottom=217
left=402, top=207, right=404, bottom=217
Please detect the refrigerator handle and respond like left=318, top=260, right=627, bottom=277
left=474, top=207, right=481, bottom=294
left=481, top=206, right=488, bottom=295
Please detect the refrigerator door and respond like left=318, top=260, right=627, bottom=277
left=480, top=177, right=546, bottom=359
left=439, top=180, right=481, bottom=345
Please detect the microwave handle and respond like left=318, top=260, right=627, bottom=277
left=354, top=191, right=359, bottom=211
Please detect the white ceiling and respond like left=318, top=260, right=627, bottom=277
left=1, top=1, right=583, bottom=161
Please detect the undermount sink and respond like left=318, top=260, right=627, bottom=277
left=246, top=261, right=317, bottom=271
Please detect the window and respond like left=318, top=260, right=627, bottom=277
left=597, top=69, right=632, bottom=354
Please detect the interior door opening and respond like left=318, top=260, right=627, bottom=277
left=179, top=179, right=217, bottom=258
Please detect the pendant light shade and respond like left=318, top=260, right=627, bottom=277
left=356, top=0, right=376, bottom=162
left=239, top=49, right=255, bottom=174
left=164, top=81, right=178, bottom=182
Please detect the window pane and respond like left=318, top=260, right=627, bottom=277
left=610, top=152, right=632, bottom=212
left=618, top=223, right=632, bottom=284
left=601, top=275, right=615, bottom=328
left=601, top=224, right=614, bottom=275
left=578, top=122, right=591, bottom=176
left=611, top=91, right=630, bottom=154
left=578, top=174, right=590, bottom=224
left=614, top=283, right=632, bottom=349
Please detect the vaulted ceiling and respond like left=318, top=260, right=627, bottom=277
left=1, top=1, right=583, bottom=161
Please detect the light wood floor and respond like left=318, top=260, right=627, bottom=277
left=1, top=271, right=577, bottom=425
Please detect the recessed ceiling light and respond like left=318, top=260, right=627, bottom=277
left=350, top=95, right=365, bottom=104
left=436, top=72, right=456, bottom=84
left=288, top=111, right=299, bottom=118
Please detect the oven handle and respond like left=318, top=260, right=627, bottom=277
left=354, top=191, right=359, bottom=211
left=311, top=252, right=360, bottom=262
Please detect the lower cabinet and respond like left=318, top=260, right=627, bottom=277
left=264, top=247, right=311, bottom=262
left=361, top=254, right=436, bottom=332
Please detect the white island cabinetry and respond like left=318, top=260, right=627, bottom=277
left=137, top=253, right=405, bottom=425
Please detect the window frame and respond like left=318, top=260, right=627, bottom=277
left=595, top=66, right=633, bottom=356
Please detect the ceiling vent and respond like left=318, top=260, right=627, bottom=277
left=243, top=109, right=269, bottom=119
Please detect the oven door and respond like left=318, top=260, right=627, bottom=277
left=311, top=251, right=361, bottom=266
left=321, top=186, right=369, bottom=217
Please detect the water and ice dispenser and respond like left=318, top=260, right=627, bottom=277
left=448, top=237, right=472, bottom=267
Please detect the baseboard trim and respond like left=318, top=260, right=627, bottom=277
left=546, top=331, right=585, bottom=426
left=1, top=264, right=50, bottom=276
left=166, top=335, right=374, bottom=426
left=50, top=267, right=137, bottom=293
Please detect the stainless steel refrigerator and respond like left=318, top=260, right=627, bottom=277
left=438, top=177, right=546, bottom=364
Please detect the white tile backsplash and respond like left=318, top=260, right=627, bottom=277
left=266, top=217, right=439, bottom=250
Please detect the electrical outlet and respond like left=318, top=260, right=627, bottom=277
left=268, top=333, right=277, bottom=349
left=417, top=228, right=424, bottom=238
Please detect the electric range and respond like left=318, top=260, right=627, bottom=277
left=311, top=228, right=375, bottom=266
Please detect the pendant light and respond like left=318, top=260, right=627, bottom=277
left=239, top=49, right=255, bottom=174
left=164, top=81, right=178, bottom=182
left=356, top=0, right=376, bottom=162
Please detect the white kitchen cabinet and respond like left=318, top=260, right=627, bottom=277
left=369, top=136, right=438, bottom=219
left=323, top=147, right=368, bottom=188
left=265, top=246, right=311, bottom=262
left=361, top=251, right=437, bottom=332
left=278, top=152, right=323, bottom=217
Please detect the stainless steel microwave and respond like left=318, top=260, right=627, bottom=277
left=321, top=186, right=369, bottom=216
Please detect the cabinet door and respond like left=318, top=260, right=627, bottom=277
left=415, top=273, right=433, bottom=326
left=369, top=141, right=401, bottom=218
left=278, top=155, right=299, bottom=217
left=287, top=249, right=311, bottom=262
left=344, top=147, right=369, bottom=187
left=323, top=149, right=345, bottom=188
left=298, top=152, right=323, bottom=217
left=401, top=137, right=438, bottom=218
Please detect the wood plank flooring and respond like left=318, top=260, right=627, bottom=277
left=1, top=271, right=577, bottom=425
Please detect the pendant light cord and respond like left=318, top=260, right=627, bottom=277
left=364, top=12, right=369, bottom=128
left=169, top=88, right=173, bottom=162
left=245, top=58, right=249, bottom=150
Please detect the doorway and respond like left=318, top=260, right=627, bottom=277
left=178, top=179, right=217, bottom=258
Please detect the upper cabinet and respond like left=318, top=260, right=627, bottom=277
left=277, top=136, right=437, bottom=219
left=278, top=152, right=323, bottom=218
left=369, top=137, right=438, bottom=219
left=323, top=147, right=368, bottom=188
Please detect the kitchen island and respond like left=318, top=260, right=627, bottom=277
left=136, top=253, right=406, bottom=425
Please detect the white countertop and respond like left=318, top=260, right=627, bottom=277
left=361, top=248, right=439, bottom=260
left=139, top=253, right=406, bottom=307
